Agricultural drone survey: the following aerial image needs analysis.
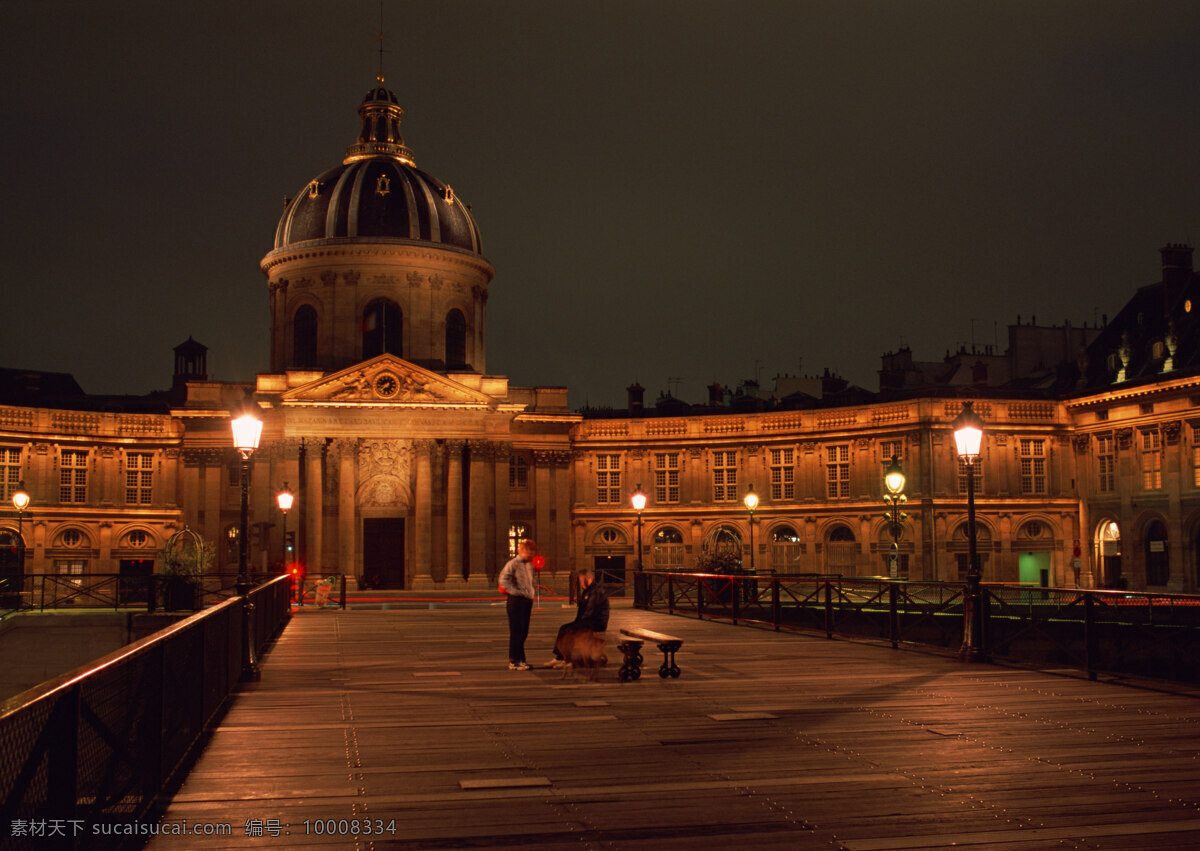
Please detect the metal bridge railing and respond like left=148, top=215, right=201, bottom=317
left=0, top=575, right=291, bottom=840
left=634, top=571, right=1200, bottom=684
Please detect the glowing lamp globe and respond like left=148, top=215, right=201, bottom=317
left=952, top=402, right=984, bottom=462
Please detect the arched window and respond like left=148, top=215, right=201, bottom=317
left=770, top=525, right=801, bottom=572
left=951, top=522, right=992, bottom=581
left=362, top=299, right=402, bottom=359
left=826, top=525, right=857, bottom=574
left=445, top=309, right=467, bottom=369
left=224, top=525, right=239, bottom=566
left=1095, top=520, right=1122, bottom=588
left=1145, top=520, right=1169, bottom=586
left=508, top=523, right=531, bottom=559
left=293, top=305, right=317, bottom=368
left=652, top=526, right=684, bottom=570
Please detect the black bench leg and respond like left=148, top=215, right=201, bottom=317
left=657, top=642, right=681, bottom=678
left=618, top=641, right=643, bottom=681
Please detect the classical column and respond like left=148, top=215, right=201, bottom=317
left=446, top=441, right=465, bottom=582
left=333, top=439, right=357, bottom=577
left=305, top=438, right=324, bottom=573
left=467, top=440, right=491, bottom=581
left=492, top=443, right=511, bottom=579
left=202, top=451, right=222, bottom=563
left=162, top=449, right=180, bottom=509
left=554, top=451, right=572, bottom=579
left=533, top=451, right=553, bottom=568
left=415, top=439, right=435, bottom=582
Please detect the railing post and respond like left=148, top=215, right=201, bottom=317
left=340, top=574, right=347, bottom=609
left=824, top=580, right=833, bottom=639
left=731, top=575, right=740, bottom=625
left=1084, top=592, right=1097, bottom=681
left=889, top=581, right=900, bottom=648
left=697, top=577, right=705, bottom=620
left=772, top=577, right=780, bottom=631
left=47, top=686, right=79, bottom=819
left=668, top=573, right=675, bottom=615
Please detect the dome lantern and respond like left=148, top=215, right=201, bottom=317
left=344, top=77, right=415, bottom=166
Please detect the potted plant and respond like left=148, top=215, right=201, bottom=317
left=159, top=527, right=214, bottom=612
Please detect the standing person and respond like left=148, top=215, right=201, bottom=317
left=498, top=538, right=537, bottom=670
left=546, top=567, right=609, bottom=667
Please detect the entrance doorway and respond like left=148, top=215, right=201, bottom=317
left=119, top=558, right=154, bottom=606
left=1018, top=551, right=1051, bottom=587
left=594, top=555, right=626, bottom=597
left=363, top=518, right=405, bottom=589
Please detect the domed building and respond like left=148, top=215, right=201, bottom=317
left=263, top=85, right=491, bottom=376
left=170, top=80, right=577, bottom=590
left=4, top=77, right=1200, bottom=603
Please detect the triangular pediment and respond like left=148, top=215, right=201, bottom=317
left=280, top=355, right=496, bottom=408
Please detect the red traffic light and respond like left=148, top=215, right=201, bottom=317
left=532, top=555, right=545, bottom=570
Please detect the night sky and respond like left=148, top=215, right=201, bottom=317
left=4, top=1, right=1200, bottom=410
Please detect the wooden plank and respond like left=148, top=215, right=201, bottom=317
left=145, top=604, right=1200, bottom=849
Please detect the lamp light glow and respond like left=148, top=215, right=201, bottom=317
left=884, top=456, right=906, bottom=496
left=952, top=402, right=984, bottom=461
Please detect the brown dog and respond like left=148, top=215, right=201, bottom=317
left=556, top=629, right=607, bottom=680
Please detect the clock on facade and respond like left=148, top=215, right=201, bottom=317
left=374, top=372, right=399, bottom=398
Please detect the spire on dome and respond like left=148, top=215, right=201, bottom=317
left=344, top=4, right=413, bottom=164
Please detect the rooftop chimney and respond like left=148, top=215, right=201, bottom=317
left=626, top=382, right=644, bottom=416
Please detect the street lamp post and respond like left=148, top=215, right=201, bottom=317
left=631, top=485, right=647, bottom=571
left=231, top=395, right=263, bottom=681
left=743, top=485, right=759, bottom=572
left=276, top=483, right=294, bottom=571
left=12, top=482, right=30, bottom=593
left=953, top=401, right=988, bottom=663
left=882, top=457, right=907, bottom=579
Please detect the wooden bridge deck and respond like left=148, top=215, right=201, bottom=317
left=147, top=600, right=1200, bottom=850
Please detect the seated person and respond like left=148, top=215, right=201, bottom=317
left=546, top=568, right=609, bottom=667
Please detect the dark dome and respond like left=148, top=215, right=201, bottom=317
left=271, top=83, right=484, bottom=256
left=273, top=160, right=483, bottom=254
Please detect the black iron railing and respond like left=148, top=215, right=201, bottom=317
left=0, top=572, right=295, bottom=616
left=634, top=571, right=1200, bottom=684
left=0, top=576, right=291, bottom=844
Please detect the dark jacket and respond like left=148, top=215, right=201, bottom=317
left=575, top=582, right=609, bottom=631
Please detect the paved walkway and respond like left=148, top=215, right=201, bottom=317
left=148, top=600, right=1200, bottom=849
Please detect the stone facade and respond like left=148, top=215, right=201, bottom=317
left=3, top=83, right=1199, bottom=597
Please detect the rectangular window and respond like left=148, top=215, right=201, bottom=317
left=712, top=450, right=738, bottom=502
left=880, top=439, right=904, bottom=462
left=654, top=452, right=680, bottom=504
left=60, top=449, right=88, bottom=504
left=509, top=455, right=528, bottom=489
left=1097, top=434, right=1115, bottom=493
left=769, top=447, right=794, bottom=500
left=957, top=457, right=982, bottom=494
left=1019, top=438, right=1046, bottom=495
left=0, top=446, right=20, bottom=503
left=1142, top=429, right=1162, bottom=490
left=596, top=454, right=621, bottom=504
left=653, top=541, right=685, bottom=569
left=1193, top=427, right=1200, bottom=488
left=125, top=452, right=153, bottom=505
left=826, top=445, right=849, bottom=499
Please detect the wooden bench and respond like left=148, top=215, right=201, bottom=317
left=617, top=627, right=683, bottom=681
